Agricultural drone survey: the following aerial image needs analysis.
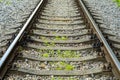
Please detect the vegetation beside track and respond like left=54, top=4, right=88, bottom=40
left=113, top=0, right=120, bottom=7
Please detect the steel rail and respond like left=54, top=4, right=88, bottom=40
left=0, top=0, right=120, bottom=79
left=79, top=0, right=120, bottom=75
left=0, top=0, right=44, bottom=71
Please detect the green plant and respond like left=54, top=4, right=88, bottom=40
left=57, top=50, right=61, bottom=54
left=56, top=67, right=63, bottom=70
left=65, top=65, right=74, bottom=70
left=0, top=0, right=3, bottom=3
left=5, top=1, right=11, bottom=5
left=42, top=53, right=49, bottom=57
left=51, top=77, right=55, bottom=80
left=62, top=51, right=71, bottom=58
left=56, top=50, right=62, bottom=57
left=51, top=42, right=55, bottom=47
left=61, top=36, right=68, bottom=40
left=62, top=51, right=80, bottom=58
left=113, top=0, right=120, bottom=7
left=44, top=39, right=48, bottom=44
left=49, top=50, right=54, bottom=56
left=55, top=62, right=74, bottom=71
left=55, top=36, right=68, bottom=40
left=56, top=62, right=65, bottom=70
left=55, top=36, right=61, bottom=40
left=57, top=77, right=64, bottom=80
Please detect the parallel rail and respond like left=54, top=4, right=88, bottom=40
left=78, top=0, right=120, bottom=77
left=0, top=0, right=120, bottom=79
left=0, top=0, right=45, bottom=79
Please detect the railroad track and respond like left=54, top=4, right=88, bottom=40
left=0, top=0, right=120, bottom=79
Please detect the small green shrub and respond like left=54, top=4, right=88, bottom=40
left=55, top=62, right=74, bottom=71
left=61, top=36, right=68, bottom=40
left=113, top=0, right=120, bottom=7
left=42, top=53, right=49, bottom=57
left=65, top=65, right=74, bottom=70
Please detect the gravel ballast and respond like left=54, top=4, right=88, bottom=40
left=1, top=0, right=120, bottom=50
left=0, top=0, right=119, bottom=79
left=0, top=0, right=39, bottom=51
left=84, top=0, right=120, bottom=36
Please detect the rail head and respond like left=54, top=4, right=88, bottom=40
left=78, top=0, right=120, bottom=78
left=0, top=0, right=45, bottom=79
